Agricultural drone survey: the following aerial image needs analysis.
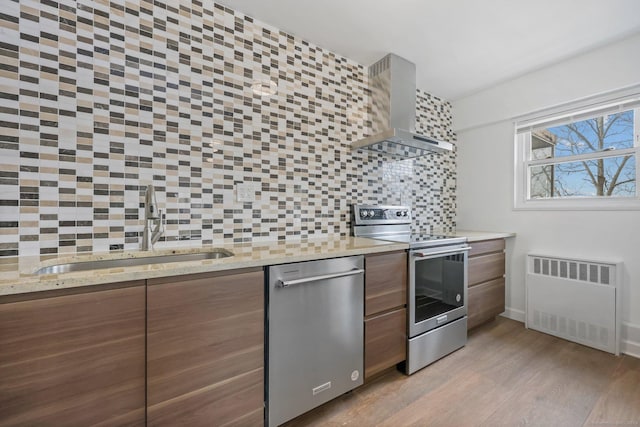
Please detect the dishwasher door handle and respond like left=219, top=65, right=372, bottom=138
left=277, top=268, right=365, bottom=288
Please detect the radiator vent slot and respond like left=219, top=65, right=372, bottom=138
left=531, top=256, right=611, bottom=285
left=526, top=254, right=622, bottom=355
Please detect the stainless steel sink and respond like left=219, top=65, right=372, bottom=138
left=34, top=249, right=234, bottom=275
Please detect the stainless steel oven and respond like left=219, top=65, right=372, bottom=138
left=352, top=204, right=471, bottom=375
left=409, top=243, right=469, bottom=337
left=406, top=242, right=470, bottom=374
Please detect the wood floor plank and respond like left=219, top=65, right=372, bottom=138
left=282, top=318, right=640, bottom=427
left=584, top=355, right=640, bottom=426
left=480, top=341, right=619, bottom=426
left=378, top=370, right=512, bottom=427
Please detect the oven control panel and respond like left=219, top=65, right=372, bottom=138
left=352, top=204, right=411, bottom=225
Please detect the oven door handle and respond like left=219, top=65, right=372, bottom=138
left=413, top=245, right=471, bottom=258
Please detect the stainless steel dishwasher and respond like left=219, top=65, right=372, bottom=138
left=267, top=256, right=364, bottom=427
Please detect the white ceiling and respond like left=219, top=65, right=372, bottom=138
left=214, top=0, right=640, bottom=101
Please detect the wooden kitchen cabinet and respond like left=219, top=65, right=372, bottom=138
left=364, top=251, right=407, bottom=380
left=0, top=281, right=146, bottom=426
left=365, top=307, right=406, bottom=379
left=467, top=239, right=506, bottom=330
left=146, top=267, right=264, bottom=426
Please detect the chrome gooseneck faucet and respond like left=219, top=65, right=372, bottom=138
left=142, top=185, right=164, bottom=251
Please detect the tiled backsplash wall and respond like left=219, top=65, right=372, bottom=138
left=0, top=0, right=456, bottom=258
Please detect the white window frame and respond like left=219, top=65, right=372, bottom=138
left=514, top=92, right=640, bottom=211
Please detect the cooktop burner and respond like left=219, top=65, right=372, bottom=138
left=363, top=232, right=467, bottom=249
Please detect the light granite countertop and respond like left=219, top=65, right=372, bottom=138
left=0, top=236, right=406, bottom=297
left=450, top=230, right=516, bottom=242
left=0, top=230, right=515, bottom=297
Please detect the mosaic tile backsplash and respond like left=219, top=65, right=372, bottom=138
left=0, top=0, right=456, bottom=258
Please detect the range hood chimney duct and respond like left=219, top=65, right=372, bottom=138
left=352, top=54, right=452, bottom=158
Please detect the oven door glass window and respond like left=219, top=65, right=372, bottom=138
left=414, top=253, right=465, bottom=324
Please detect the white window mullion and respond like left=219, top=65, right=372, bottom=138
left=527, top=147, right=637, bottom=168
left=635, top=107, right=639, bottom=197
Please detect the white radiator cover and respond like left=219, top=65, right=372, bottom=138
left=525, top=253, right=622, bottom=355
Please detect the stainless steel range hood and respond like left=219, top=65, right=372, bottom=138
left=352, top=54, right=452, bottom=158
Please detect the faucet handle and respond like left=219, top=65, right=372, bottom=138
left=156, top=209, right=165, bottom=234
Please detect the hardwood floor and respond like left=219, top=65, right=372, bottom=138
left=284, top=317, right=640, bottom=427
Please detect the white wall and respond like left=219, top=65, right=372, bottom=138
left=454, top=32, right=640, bottom=132
left=453, top=32, right=640, bottom=357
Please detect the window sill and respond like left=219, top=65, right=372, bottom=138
left=514, top=197, right=640, bottom=211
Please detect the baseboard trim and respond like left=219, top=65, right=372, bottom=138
left=621, top=322, right=640, bottom=359
left=500, top=307, right=525, bottom=323
left=621, top=340, right=640, bottom=359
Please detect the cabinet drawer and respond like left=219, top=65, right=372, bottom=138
left=468, top=252, right=505, bottom=287
left=365, top=251, right=407, bottom=316
left=0, top=282, right=146, bottom=426
left=364, top=307, right=406, bottom=380
left=147, top=368, right=263, bottom=426
left=469, top=239, right=505, bottom=257
left=147, top=269, right=264, bottom=426
left=468, top=277, right=505, bottom=330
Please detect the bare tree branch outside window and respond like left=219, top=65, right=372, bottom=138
left=530, top=110, right=636, bottom=198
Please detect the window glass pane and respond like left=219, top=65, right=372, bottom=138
left=530, top=110, right=635, bottom=160
left=529, top=164, right=554, bottom=198
left=529, top=155, right=636, bottom=198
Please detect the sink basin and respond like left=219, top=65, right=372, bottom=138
left=34, top=249, right=234, bottom=275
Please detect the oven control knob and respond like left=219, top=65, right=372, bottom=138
left=396, top=211, right=402, bottom=217
left=456, top=294, right=461, bottom=302
left=360, top=210, right=367, bottom=218
left=367, top=210, right=374, bottom=217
